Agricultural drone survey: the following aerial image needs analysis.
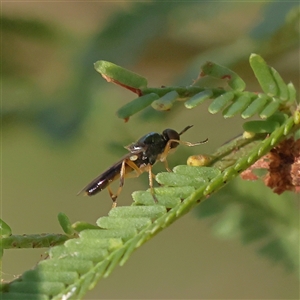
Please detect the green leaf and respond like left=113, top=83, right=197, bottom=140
left=23, top=269, right=79, bottom=285
left=287, top=82, right=297, bottom=102
left=57, top=213, right=74, bottom=235
left=117, top=93, right=159, bottom=120
left=152, top=186, right=195, bottom=199
left=151, top=90, right=179, bottom=111
left=294, top=110, right=300, bottom=125
left=266, top=111, right=288, bottom=124
left=108, top=206, right=166, bottom=219
left=94, top=60, right=147, bottom=90
left=259, top=100, right=280, bottom=119
left=243, top=111, right=288, bottom=134
left=270, top=67, right=289, bottom=101
left=243, top=120, right=280, bottom=134
left=249, top=54, right=278, bottom=96
left=173, top=165, right=221, bottom=180
left=222, top=93, right=252, bottom=118
left=0, top=219, right=12, bottom=238
left=201, top=61, right=246, bottom=91
left=241, top=94, right=269, bottom=119
left=9, top=282, right=64, bottom=296
left=156, top=172, right=207, bottom=188
left=184, top=90, right=213, bottom=109
left=71, top=221, right=100, bottom=232
left=79, top=228, right=137, bottom=241
left=37, top=257, right=94, bottom=274
left=155, top=166, right=221, bottom=189
left=97, top=217, right=152, bottom=230
left=132, top=191, right=181, bottom=208
left=208, top=91, right=235, bottom=114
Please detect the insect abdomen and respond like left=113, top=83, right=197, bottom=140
left=82, top=163, right=122, bottom=196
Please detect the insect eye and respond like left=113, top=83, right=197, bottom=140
left=162, top=129, right=180, bottom=141
left=162, top=129, right=181, bottom=149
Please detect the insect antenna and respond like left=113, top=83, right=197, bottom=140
left=178, top=125, right=194, bottom=136
left=178, top=125, right=208, bottom=145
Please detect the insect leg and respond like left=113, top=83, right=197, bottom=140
left=147, top=164, right=158, bottom=203
left=123, top=159, right=158, bottom=203
left=162, top=158, right=172, bottom=172
left=160, top=138, right=208, bottom=172
left=108, top=158, right=144, bottom=207
left=159, top=141, right=174, bottom=172
left=107, top=185, right=118, bottom=208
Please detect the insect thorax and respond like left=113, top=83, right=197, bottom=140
left=127, top=132, right=167, bottom=165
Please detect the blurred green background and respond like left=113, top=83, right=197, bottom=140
left=2, top=1, right=299, bottom=299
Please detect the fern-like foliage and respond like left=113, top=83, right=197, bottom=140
left=95, top=54, right=296, bottom=124
left=1, top=54, right=299, bottom=299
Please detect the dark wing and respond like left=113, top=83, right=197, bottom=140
left=78, top=154, right=131, bottom=196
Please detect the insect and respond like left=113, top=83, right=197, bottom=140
left=78, top=125, right=208, bottom=207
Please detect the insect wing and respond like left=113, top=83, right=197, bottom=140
left=78, top=154, right=131, bottom=196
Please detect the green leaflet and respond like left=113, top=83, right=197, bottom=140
left=57, top=212, right=74, bottom=235
left=184, top=90, right=213, bottom=109
left=156, top=166, right=220, bottom=188
left=117, top=93, right=159, bottom=120
left=79, top=228, right=137, bottom=241
left=151, top=186, right=195, bottom=198
left=94, top=60, right=148, bottom=90
left=201, top=61, right=246, bottom=91
left=9, top=282, right=65, bottom=296
left=241, top=94, right=269, bottom=119
left=288, top=82, right=297, bottom=103
left=259, top=100, right=280, bottom=119
left=156, top=172, right=207, bottom=188
left=294, top=110, right=300, bottom=124
left=0, top=219, right=12, bottom=238
left=23, top=269, right=79, bottom=285
left=222, top=93, right=253, bottom=118
left=132, top=191, right=181, bottom=208
left=208, top=91, right=235, bottom=114
left=243, top=112, right=288, bottom=134
left=71, top=221, right=100, bottom=232
left=108, top=205, right=167, bottom=219
left=173, top=165, right=221, bottom=179
left=37, top=258, right=94, bottom=274
left=249, top=54, right=278, bottom=96
left=51, top=244, right=108, bottom=263
left=97, top=216, right=152, bottom=230
left=151, top=90, right=179, bottom=110
left=270, top=67, right=289, bottom=101
left=243, top=120, right=280, bottom=134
